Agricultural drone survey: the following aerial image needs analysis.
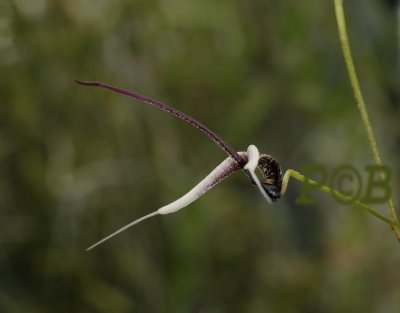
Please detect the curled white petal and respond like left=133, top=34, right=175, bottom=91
left=244, top=145, right=272, bottom=203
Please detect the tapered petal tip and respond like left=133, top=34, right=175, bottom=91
left=75, top=79, right=99, bottom=86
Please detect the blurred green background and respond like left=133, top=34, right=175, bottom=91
left=1, top=0, right=400, bottom=312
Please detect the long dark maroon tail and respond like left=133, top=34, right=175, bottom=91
left=75, top=80, right=246, bottom=167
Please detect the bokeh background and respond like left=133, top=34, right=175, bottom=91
left=1, top=0, right=400, bottom=312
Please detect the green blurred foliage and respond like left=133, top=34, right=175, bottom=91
left=1, top=0, right=400, bottom=312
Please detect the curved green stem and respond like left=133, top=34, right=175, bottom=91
left=283, top=169, right=394, bottom=226
left=333, top=0, right=400, bottom=237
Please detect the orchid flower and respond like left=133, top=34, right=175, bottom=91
left=76, top=80, right=287, bottom=250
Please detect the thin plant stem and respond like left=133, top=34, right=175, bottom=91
left=286, top=169, right=395, bottom=226
left=333, top=0, right=400, bottom=237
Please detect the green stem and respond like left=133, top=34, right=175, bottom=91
left=333, top=0, right=400, bottom=236
left=286, top=169, right=394, bottom=226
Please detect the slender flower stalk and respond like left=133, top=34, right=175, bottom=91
left=283, top=170, right=394, bottom=226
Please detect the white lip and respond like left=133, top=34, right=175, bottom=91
left=243, top=145, right=272, bottom=203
